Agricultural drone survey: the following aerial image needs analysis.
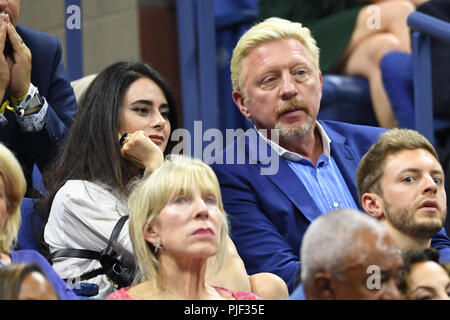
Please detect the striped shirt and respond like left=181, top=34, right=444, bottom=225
left=256, top=123, right=359, bottom=217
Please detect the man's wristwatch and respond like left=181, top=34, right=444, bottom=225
left=11, top=84, right=44, bottom=116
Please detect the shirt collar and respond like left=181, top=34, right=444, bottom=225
left=255, top=122, right=331, bottom=161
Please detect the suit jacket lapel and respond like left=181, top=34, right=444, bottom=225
left=325, top=126, right=362, bottom=209
left=265, top=158, right=323, bottom=222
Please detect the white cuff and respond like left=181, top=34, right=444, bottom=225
left=15, top=97, right=48, bottom=132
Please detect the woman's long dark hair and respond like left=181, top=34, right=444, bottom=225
left=397, top=248, right=441, bottom=295
left=0, top=263, right=55, bottom=300
left=35, top=61, right=178, bottom=256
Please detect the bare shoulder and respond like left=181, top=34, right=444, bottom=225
left=249, top=272, right=289, bottom=300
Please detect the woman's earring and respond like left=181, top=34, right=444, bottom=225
left=154, top=243, right=162, bottom=254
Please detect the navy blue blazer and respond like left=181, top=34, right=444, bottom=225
left=212, top=120, right=450, bottom=292
left=1, top=25, right=77, bottom=191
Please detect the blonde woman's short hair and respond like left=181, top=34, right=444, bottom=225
left=0, top=144, right=27, bottom=253
left=231, top=17, right=320, bottom=93
left=128, top=155, right=229, bottom=287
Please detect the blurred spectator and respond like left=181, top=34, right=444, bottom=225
left=0, top=262, right=59, bottom=300
left=0, top=142, right=78, bottom=299
left=398, top=248, right=450, bottom=300
left=300, top=209, right=402, bottom=300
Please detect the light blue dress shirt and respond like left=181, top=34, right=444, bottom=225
left=256, top=122, right=359, bottom=219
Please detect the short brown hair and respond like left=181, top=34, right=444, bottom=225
left=397, top=248, right=443, bottom=297
left=356, top=129, right=439, bottom=201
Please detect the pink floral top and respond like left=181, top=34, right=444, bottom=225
left=106, top=285, right=263, bottom=300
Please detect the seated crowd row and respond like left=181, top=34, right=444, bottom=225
left=0, top=15, right=448, bottom=300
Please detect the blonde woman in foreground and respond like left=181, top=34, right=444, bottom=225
left=107, top=155, right=262, bottom=300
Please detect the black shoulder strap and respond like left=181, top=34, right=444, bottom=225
left=49, top=215, right=130, bottom=282
left=106, top=215, right=129, bottom=250
left=50, top=248, right=100, bottom=260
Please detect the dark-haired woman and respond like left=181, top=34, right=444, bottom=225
left=40, top=61, right=287, bottom=300
left=40, top=61, right=178, bottom=299
left=0, top=263, right=59, bottom=300
left=398, top=248, right=450, bottom=300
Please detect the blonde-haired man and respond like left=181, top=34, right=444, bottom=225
left=211, top=17, right=393, bottom=293
left=230, top=17, right=320, bottom=93
left=357, top=129, right=449, bottom=261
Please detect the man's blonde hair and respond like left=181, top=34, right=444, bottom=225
left=127, top=155, right=229, bottom=288
left=356, top=129, right=440, bottom=201
left=0, top=144, right=27, bottom=253
left=230, top=17, right=320, bottom=93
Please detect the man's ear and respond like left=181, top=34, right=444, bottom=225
left=232, top=89, right=251, bottom=119
left=318, top=71, right=323, bottom=97
left=312, top=272, right=334, bottom=300
left=361, top=193, right=385, bottom=220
